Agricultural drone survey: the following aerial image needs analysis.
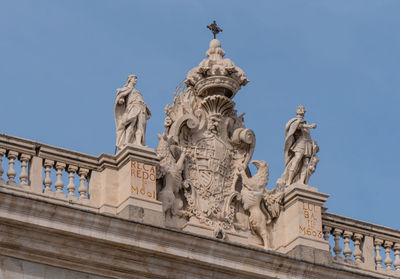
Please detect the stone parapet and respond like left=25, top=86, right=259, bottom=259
left=0, top=133, right=163, bottom=223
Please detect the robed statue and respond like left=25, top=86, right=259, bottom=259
left=278, top=105, right=319, bottom=186
left=114, top=75, right=151, bottom=151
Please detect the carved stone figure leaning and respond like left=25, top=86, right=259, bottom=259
left=279, top=105, right=319, bottom=186
left=114, top=75, right=151, bottom=151
left=156, top=134, right=186, bottom=217
left=237, top=160, right=270, bottom=248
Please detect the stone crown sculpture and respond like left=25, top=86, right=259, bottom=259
left=185, top=39, right=248, bottom=99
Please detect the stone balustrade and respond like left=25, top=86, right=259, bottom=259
left=323, top=212, right=400, bottom=277
left=0, top=133, right=98, bottom=206
left=0, top=133, right=160, bottom=216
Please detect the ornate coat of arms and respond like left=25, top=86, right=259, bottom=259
left=156, top=38, right=284, bottom=248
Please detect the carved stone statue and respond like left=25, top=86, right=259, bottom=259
left=156, top=133, right=187, bottom=224
left=156, top=38, right=284, bottom=248
left=237, top=160, right=270, bottom=248
left=278, top=105, right=319, bottom=186
left=114, top=75, right=151, bottom=150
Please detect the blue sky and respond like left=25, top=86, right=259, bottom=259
left=1, top=0, right=399, bottom=228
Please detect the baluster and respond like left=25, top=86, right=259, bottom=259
left=6, top=151, right=19, bottom=186
left=343, top=231, right=353, bottom=262
left=383, top=241, right=393, bottom=270
left=54, top=162, right=66, bottom=198
left=393, top=243, right=400, bottom=272
left=323, top=225, right=332, bottom=253
left=0, top=148, right=6, bottom=184
left=19, top=154, right=31, bottom=187
left=374, top=239, right=384, bottom=270
left=332, top=228, right=343, bottom=260
left=78, top=168, right=89, bottom=199
left=353, top=233, right=364, bottom=264
left=66, top=165, right=78, bottom=200
left=43, top=159, right=54, bottom=194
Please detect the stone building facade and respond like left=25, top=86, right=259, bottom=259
left=0, top=35, right=399, bottom=279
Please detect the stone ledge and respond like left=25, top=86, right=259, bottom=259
left=0, top=184, right=97, bottom=211
left=283, top=183, right=330, bottom=209
left=0, top=133, right=159, bottom=173
left=323, top=212, right=400, bottom=239
left=0, top=133, right=99, bottom=169
left=286, top=245, right=333, bottom=265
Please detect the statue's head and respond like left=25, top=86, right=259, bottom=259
left=126, top=75, right=137, bottom=86
left=296, top=105, right=306, bottom=117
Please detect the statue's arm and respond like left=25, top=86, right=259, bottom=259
left=116, top=87, right=132, bottom=101
left=299, top=123, right=317, bottom=129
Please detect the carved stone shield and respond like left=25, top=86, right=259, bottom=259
left=190, top=136, right=232, bottom=196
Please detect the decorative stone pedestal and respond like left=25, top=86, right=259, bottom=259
left=116, top=146, right=164, bottom=226
left=273, top=183, right=330, bottom=261
left=91, top=144, right=164, bottom=226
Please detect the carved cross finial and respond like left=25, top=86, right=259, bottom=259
left=207, top=20, right=222, bottom=39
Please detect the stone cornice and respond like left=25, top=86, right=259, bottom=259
left=0, top=133, right=99, bottom=169
left=98, top=144, right=159, bottom=171
left=323, top=212, right=400, bottom=242
left=0, top=133, right=159, bottom=173
left=0, top=190, right=383, bottom=279
left=283, top=184, right=330, bottom=208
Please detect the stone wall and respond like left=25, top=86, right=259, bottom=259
left=0, top=255, right=110, bottom=279
left=0, top=188, right=392, bottom=279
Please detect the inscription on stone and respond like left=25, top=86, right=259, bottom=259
left=299, top=202, right=322, bottom=239
left=130, top=161, right=156, bottom=200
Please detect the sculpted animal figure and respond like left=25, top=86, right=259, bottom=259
left=237, top=160, right=270, bottom=248
left=156, top=134, right=186, bottom=216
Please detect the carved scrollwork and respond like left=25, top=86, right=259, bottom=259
left=169, top=114, right=200, bottom=144
left=231, top=128, right=255, bottom=145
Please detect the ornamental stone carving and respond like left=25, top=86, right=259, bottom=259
left=277, top=105, right=319, bottom=187
left=114, top=75, right=151, bottom=151
left=156, top=39, right=284, bottom=248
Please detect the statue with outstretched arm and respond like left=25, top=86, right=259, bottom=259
left=278, top=105, right=319, bottom=187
